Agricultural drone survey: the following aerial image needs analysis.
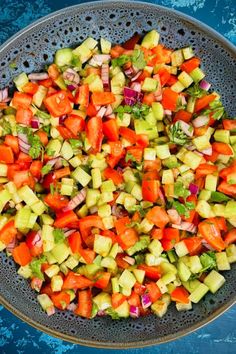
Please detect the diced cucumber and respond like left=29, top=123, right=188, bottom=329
left=182, top=47, right=194, bottom=60
left=33, top=85, right=48, bottom=107
left=51, top=275, right=63, bottom=292
left=216, top=252, right=231, bottom=271
left=126, top=236, right=150, bottom=256
left=111, top=72, right=125, bottom=94
left=142, top=77, right=157, bottom=92
left=72, top=166, right=91, bottom=186
left=0, top=164, right=7, bottom=177
left=189, top=256, right=202, bottom=274
left=182, top=279, right=201, bottom=293
left=144, top=147, right=156, bottom=161
left=15, top=207, right=31, bottom=229
left=199, top=189, right=211, bottom=201
left=203, top=270, right=225, bottom=293
left=186, top=96, right=196, bottom=113
left=109, top=243, right=119, bottom=259
left=212, top=204, right=226, bottom=217
left=100, top=38, right=111, bottom=54
left=31, top=200, right=46, bottom=216
left=226, top=244, right=236, bottom=263
left=148, top=239, right=163, bottom=257
left=175, top=241, right=189, bottom=258
left=156, top=279, right=168, bottom=294
left=86, top=189, right=100, bottom=208
left=51, top=242, right=70, bottom=264
left=102, top=216, right=114, bottom=230
left=214, top=129, right=230, bottom=144
left=205, top=174, right=218, bottom=192
left=189, top=283, right=209, bottom=303
left=177, top=261, right=191, bottom=282
left=18, top=185, right=39, bottom=207
left=111, top=277, right=120, bottom=293
left=152, top=102, right=164, bottom=120
left=167, top=250, right=178, bottom=263
left=17, top=264, right=32, bottom=279
left=134, top=119, right=158, bottom=140
left=94, top=235, right=112, bottom=257
left=225, top=200, right=236, bottom=219
left=139, top=218, right=154, bottom=233
left=171, top=81, right=185, bottom=93
left=182, top=151, right=202, bottom=169
left=155, top=144, right=171, bottom=159
left=171, top=49, right=184, bottom=67
left=190, top=67, right=205, bottom=82
left=119, top=269, right=136, bottom=289
left=176, top=302, right=192, bottom=311
left=114, top=300, right=130, bottom=318
left=141, top=30, right=160, bottom=49
left=93, top=292, right=111, bottom=310
left=145, top=253, right=161, bottom=266
left=196, top=200, right=215, bottom=218
left=37, top=294, right=54, bottom=312
left=64, top=255, right=79, bottom=269
left=133, top=269, right=145, bottom=284
left=13, top=72, right=29, bottom=91
left=151, top=299, right=168, bottom=317
left=45, top=264, right=60, bottom=278
left=193, top=135, right=211, bottom=151
left=55, top=48, right=73, bottom=66
left=161, top=272, right=176, bottom=285
left=162, top=169, right=174, bottom=184
left=41, top=225, right=54, bottom=252
left=131, top=184, right=142, bottom=201
left=91, top=168, right=102, bottom=189
left=101, top=256, right=117, bottom=271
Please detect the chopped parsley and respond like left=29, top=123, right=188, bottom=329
left=115, top=103, right=150, bottom=120
left=30, top=255, right=47, bottom=280
left=172, top=200, right=195, bottom=217
left=112, top=49, right=147, bottom=70
left=200, top=252, right=217, bottom=272
left=174, top=181, right=190, bottom=199
left=186, top=83, right=206, bottom=98
left=106, top=307, right=120, bottom=320
left=69, top=138, right=83, bottom=149
left=168, top=121, right=190, bottom=146
left=41, top=164, right=52, bottom=176
left=53, top=228, right=66, bottom=244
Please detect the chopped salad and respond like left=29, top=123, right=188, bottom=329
left=0, top=30, right=236, bottom=319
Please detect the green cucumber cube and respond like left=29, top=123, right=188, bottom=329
left=189, top=283, right=209, bottom=303
left=152, top=102, right=164, bottom=120
left=141, top=30, right=160, bottom=49
left=94, top=235, right=112, bottom=257
left=142, top=77, right=158, bottom=92
left=205, top=174, right=218, bottom=192
left=151, top=299, right=168, bottom=317
left=93, top=292, right=111, bottom=310
left=190, top=67, right=205, bottom=82
left=203, top=270, right=225, bottom=293
left=51, top=243, right=70, bottom=264
left=189, top=256, right=202, bottom=274
left=216, top=252, right=231, bottom=271
left=119, top=269, right=136, bottom=289
left=148, top=239, right=163, bottom=257
left=133, top=269, right=145, bottom=284
left=72, top=166, right=91, bottom=186
left=177, top=261, right=191, bottom=282
left=226, top=244, right=236, bottom=263
left=114, top=300, right=130, bottom=317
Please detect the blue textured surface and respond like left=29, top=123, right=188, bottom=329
left=0, top=0, right=235, bottom=352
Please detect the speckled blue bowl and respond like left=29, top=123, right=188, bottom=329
left=0, top=0, right=235, bottom=348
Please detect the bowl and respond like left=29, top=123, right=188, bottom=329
left=0, top=0, right=235, bottom=348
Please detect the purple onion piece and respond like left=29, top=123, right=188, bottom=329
left=130, top=305, right=140, bottom=318
left=28, top=73, right=49, bottom=81
left=0, top=87, right=9, bottom=102
left=124, top=97, right=136, bottom=106
left=130, top=82, right=141, bottom=92
left=123, top=87, right=138, bottom=98
left=63, top=188, right=87, bottom=211
left=199, top=80, right=211, bottom=91
left=192, top=115, right=209, bottom=128
left=189, top=183, right=199, bottom=195
left=141, top=294, right=152, bottom=309
left=64, top=229, right=76, bottom=237
left=131, top=71, right=142, bottom=81
left=31, top=117, right=40, bottom=129
left=67, top=303, right=77, bottom=312
left=67, top=84, right=78, bottom=91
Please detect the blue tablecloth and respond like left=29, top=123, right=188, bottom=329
left=0, top=0, right=235, bottom=353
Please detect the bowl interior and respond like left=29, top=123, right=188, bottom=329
left=0, top=0, right=235, bottom=348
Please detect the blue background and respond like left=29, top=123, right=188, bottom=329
left=0, top=0, right=235, bottom=353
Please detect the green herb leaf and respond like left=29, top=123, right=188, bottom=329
left=69, top=139, right=83, bottom=149
left=134, top=253, right=145, bottom=265
left=30, top=255, right=47, bottom=280
left=106, top=307, right=121, bottom=320
left=35, top=109, right=51, bottom=120
left=46, top=149, right=55, bottom=157
left=209, top=191, right=230, bottom=203
left=200, top=251, right=216, bottom=272
left=53, top=228, right=65, bottom=244
left=112, top=55, right=130, bottom=68
left=168, top=121, right=189, bottom=146
left=41, top=164, right=52, bottom=176
left=132, top=49, right=147, bottom=70
left=172, top=200, right=188, bottom=216
left=1, top=119, right=12, bottom=135
left=129, top=204, right=146, bottom=218
left=27, top=130, right=43, bottom=159
left=174, top=181, right=190, bottom=199
left=186, top=84, right=206, bottom=98
left=115, top=104, right=150, bottom=120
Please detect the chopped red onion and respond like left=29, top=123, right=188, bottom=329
left=67, top=84, right=78, bottom=91
left=31, top=277, right=43, bottom=292
left=124, top=66, right=135, bottom=78
left=199, top=80, right=211, bottom=91
left=46, top=305, right=55, bottom=316
left=123, top=256, right=135, bottom=265
left=59, top=115, right=67, bottom=124
left=124, top=87, right=138, bottom=98
left=130, top=82, right=141, bottom=92
left=201, top=147, right=213, bottom=156
left=64, top=229, right=76, bottom=237
left=164, top=109, right=172, bottom=116
left=6, top=237, right=18, bottom=253
left=124, top=97, right=136, bottom=106
left=31, top=117, right=40, bottom=129
left=111, top=205, right=128, bottom=218
left=101, top=63, right=110, bottom=91
left=172, top=221, right=197, bottom=233
left=131, top=71, right=142, bottom=81
left=97, top=310, right=106, bottom=316
left=67, top=303, right=77, bottom=312
left=105, top=104, right=113, bottom=116
left=167, top=209, right=181, bottom=225
left=54, top=157, right=63, bottom=169
left=62, top=188, right=87, bottom=211
left=46, top=157, right=59, bottom=167
left=63, top=68, right=80, bottom=85
left=28, top=73, right=49, bottom=81
left=130, top=305, right=140, bottom=318
left=123, top=86, right=143, bottom=106
left=192, top=115, right=209, bottom=128
left=141, top=293, right=152, bottom=309
left=0, top=87, right=9, bottom=102
left=97, top=106, right=107, bottom=118
left=90, top=54, right=111, bottom=67
left=189, top=183, right=199, bottom=195
left=18, top=136, right=30, bottom=153
left=18, top=133, right=28, bottom=144
left=179, top=120, right=194, bottom=137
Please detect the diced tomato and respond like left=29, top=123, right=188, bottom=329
left=142, top=180, right=159, bottom=203
left=158, top=67, right=171, bottom=86
left=161, top=228, right=180, bottom=251
left=103, top=167, right=123, bottom=185
left=119, top=127, right=136, bottom=144
left=112, top=293, right=127, bottom=309
left=26, top=230, right=43, bottom=257
left=57, top=126, right=76, bottom=139
left=16, top=107, right=33, bottom=125
left=115, top=253, right=130, bottom=269
left=75, top=289, right=92, bottom=318
left=110, top=45, right=125, bottom=58
left=195, top=94, right=217, bottom=112
left=4, top=135, right=19, bottom=155
left=0, top=145, right=14, bottom=164
left=218, top=181, right=236, bottom=197
left=0, top=220, right=17, bottom=246
left=151, top=228, right=164, bottom=240
left=143, top=159, right=161, bottom=171
left=13, top=170, right=35, bottom=189
left=68, top=231, right=82, bottom=254
left=136, top=134, right=149, bottom=148
left=146, top=206, right=170, bottom=229
left=93, top=272, right=111, bottom=289
left=44, top=90, right=72, bottom=117
left=86, top=103, right=97, bottom=117
left=29, top=160, right=42, bottom=179
left=142, top=93, right=156, bottom=106
left=48, top=64, right=60, bottom=80
left=64, top=115, right=85, bottom=135
left=79, top=215, right=104, bottom=239
left=173, top=109, right=192, bottom=123
left=183, top=237, right=202, bottom=255
left=12, top=242, right=32, bottom=266
left=133, top=282, right=146, bottom=296
left=114, top=216, right=130, bottom=235
left=138, top=264, right=161, bottom=281
left=195, top=163, right=218, bottom=179
left=198, top=219, right=225, bottom=252
left=86, top=116, right=103, bottom=153
left=180, top=57, right=200, bottom=73
left=101, top=230, right=117, bottom=244
left=103, top=119, right=119, bottom=141
left=117, top=228, right=139, bottom=250
left=44, top=193, right=69, bottom=211
left=91, top=92, right=115, bottom=106
left=123, top=33, right=141, bottom=50
left=74, top=84, right=89, bottom=107
left=223, top=119, right=236, bottom=131
left=54, top=167, right=71, bottom=179
left=54, top=210, right=78, bottom=228
left=146, top=282, right=162, bottom=303
left=126, top=146, right=143, bottom=163
left=128, top=291, right=141, bottom=307
left=12, top=92, right=32, bottom=109
left=224, top=229, right=236, bottom=245
left=212, top=142, right=233, bottom=156
left=171, top=286, right=190, bottom=304
left=51, top=292, right=71, bottom=310
left=22, top=82, right=39, bottom=95
left=62, top=271, right=93, bottom=289
left=161, top=88, right=179, bottom=111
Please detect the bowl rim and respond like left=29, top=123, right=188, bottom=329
left=0, top=0, right=235, bottom=348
